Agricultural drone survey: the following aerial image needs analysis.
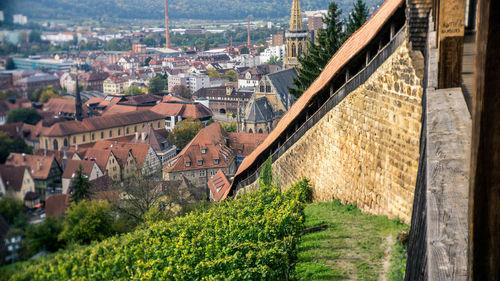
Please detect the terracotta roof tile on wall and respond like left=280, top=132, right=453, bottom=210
left=232, top=0, right=404, bottom=183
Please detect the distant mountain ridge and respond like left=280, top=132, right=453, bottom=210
left=5, top=0, right=383, bottom=21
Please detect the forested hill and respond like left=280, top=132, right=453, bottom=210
left=4, top=0, right=383, bottom=21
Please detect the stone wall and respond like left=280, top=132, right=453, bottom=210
left=247, top=43, right=424, bottom=223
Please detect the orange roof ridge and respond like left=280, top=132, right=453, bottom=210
left=229, top=0, right=404, bottom=192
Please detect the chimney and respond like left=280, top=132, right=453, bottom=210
left=247, top=16, right=251, bottom=47
left=165, top=0, right=170, bottom=48
left=142, top=132, right=147, bottom=141
left=22, top=153, right=26, bottom=161
left=37, top=159, right=42, bottom=170
left=75, top=144, right=79, bottom=152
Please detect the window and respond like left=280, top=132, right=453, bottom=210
left=197, top=160, right=203, bottom=166
left=101, top=132, right=104, bottom=139
left=118, top=129, right=121, bottom=136
left=201, top=149, right=207, bottom=154
left=82, top=135, right=86, bottom=142
left=260, top=85, right=264, bottom=92
left=157, top=121, right=161, bottom=128
left=166, top=122, right=171, bottom=127
left=200, top=170, right=205, bottom=176
left=134, top=126, right=137, bottom=132
left=126, top=127, right=129, bottom=134
left=109, top=130, right=112, bottom=137
left=214, top=159, right=219, bottom=165
left=73, top=136, right=76, bottom=143
left=266, top=85, right=271, bottom=92
left=91, top=133, right=95, bottom=141
left=185, top=162, right=191, bottom=167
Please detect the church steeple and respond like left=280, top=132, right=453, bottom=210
left=289, top=0, right=304, bottom=31
left=75, top=75, right=83, bottom=122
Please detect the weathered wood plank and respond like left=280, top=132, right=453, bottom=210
left=426, top=87, right=471, bottom=281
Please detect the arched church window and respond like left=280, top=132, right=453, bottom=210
left=298, top=43, right=303, bottom=57
left=292, top=43, right=296, bottom=57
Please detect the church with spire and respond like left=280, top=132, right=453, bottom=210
left=284, top=0, right=309, bottom=68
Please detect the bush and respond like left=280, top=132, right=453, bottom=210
left=11, top=179, right=312, bottom=280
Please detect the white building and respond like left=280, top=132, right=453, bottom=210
left=168, top=73, right=210, bottom=93
left=234, top=54, right=261, bottom=68
left=0, top=11, right=4, bottom=22
left=260, top=45, right=286, bottom=63
left=42, top=32, right=76, bottom=44
left=13, top=14, right=28, bottom=25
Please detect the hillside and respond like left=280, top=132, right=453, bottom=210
left=4, top=0, right=383, bottom=21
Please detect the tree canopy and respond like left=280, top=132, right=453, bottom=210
left=172, top=84, right=192, bottom=99
left=148, top=74, right=167, bottom=94
left=6, top=108, right=42, bottom=125
left=71, top=165, right=92, bottom=203
left=167, top=118, right=203, bottom=149
left=0, top=132, right=33, bottom=163
left=224, top=70, right=238, bottom=82
left=345, top=0, right=370, bottom=40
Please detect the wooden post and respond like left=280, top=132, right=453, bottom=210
left=470, top=0, right=500, bottom=280
left=437, top=0, right=465, bottom=88
left=390, top=23, right=395, bottom=40
left=366, top=51, right=370, bottom=66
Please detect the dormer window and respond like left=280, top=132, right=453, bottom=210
left=197, top=160, right=203, bottom=166
left=185, top=162, right=191, bottom=167
left=214, top=159, right=219, bottom=165
left=201, top=149, right=207, bottom=154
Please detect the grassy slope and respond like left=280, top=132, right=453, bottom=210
left=295, top=201, right=408, bottom=281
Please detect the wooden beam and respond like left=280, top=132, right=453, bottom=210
left=470, top=0, right=500, bottom=280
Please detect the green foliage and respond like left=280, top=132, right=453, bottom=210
left=70, top=165, right=92, bottom=203
left=105, top=38, right=132, bottom=51
left=222, top=121, right=237, bottom=132
left=224, top=70, right=238, bottom=82
left=266, top=56, right=283, bottom=65
left=387, top=240, right=407, bottom=281
left=0, top=132, right=33, bottom=163
left=124, top=85, right=143, bottom=95
left=206, top=68, right=222, bottom=78
left=290, top=2, right=345, bottom=98
left=171, top=84, right=191, bottom=99
left=22, top=217, right=64, bottom=259
left=240, top=46, right=250, bottom=54
left=0, top=195, right=25, bottom=225
left=58, top=200, right=114, bottom=245
left=167, top=118, right=203, bottom=149
left=30, top=86, right=59, bottom=103
left=6, top=108, right=42, bottom=125
left=148, top=74, right=167, bottom=94
left=0, top=90, right=19, bottom=101
left=11, top=178, right=312, bottom=280
left=345, top=0, right=370, bottom=40
left=259, top=157, right=273, bottom=188
left=206, top=118, right=215, bottom=125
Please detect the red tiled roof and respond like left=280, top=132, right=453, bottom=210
left=151, top=102, right=212, bottom=119
left=61, top=159, right=96, bottom=179
left=42, top=110, right=164, bottom=137
left=164, top=122, right=233, bottom=173
left=0, top=165, right=28, bottom=192
left=5, top=153, right=57, bottom=180
left=232, top=0, right=404, bottom=183
left=207, top=169, right=230, bottom=202
left=92, top=140, right=150, bottom=169
left=45, top=194, right=70, bottom=219
left=0, top=122, right=23, bottom=138
left=227, top=132, right=268, bottom=157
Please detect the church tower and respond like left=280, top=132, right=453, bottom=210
left=284, top=0, right=308, bottom=68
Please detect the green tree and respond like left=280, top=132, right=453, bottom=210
left=0, top=89, right=20, bottom=100
left=0, top=132, right=33, bottom=163
left=172, top=84, right=191, bottom=99
left=167, top=118, right=203, bottom=149
left=5, top=58, right=15, bottom=70
left=71, top=165, right=92, bottom=203
left=28, top=30, right=42, bottom=43
left=22, top=217, right=64, bottom=258
left=38, top=86, right=60, bottom=103
left=206, top=68, right=222, bottom=78
left=224, top=70, right=238, bottom=82
left=222, top=122, right=237, bottom=132
left=240, top=46, right=250, bottom=54
left=144, top=57, right=152, bottom=66
left=125, top=85, right=144, bottom=95
left=290, top=2, right=344, bottom=98
left=0, top=195, right=25, bottom=225
left=259, top=157, right=273, bottom=187
left=345, top=0, right=369, bottom=40
left=7, top=108, right=42, bottom=125
left=266, top=56, right=282, bottom=65
left=148, top=74, right=166, bottom=94
left=59, top=200, right=114, bottom=244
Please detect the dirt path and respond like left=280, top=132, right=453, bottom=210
left=379, top=234, right=394, bottom=281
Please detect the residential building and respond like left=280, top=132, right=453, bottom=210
left=59, top=72, right=77, bottom=93
left=207, top=169, right=230, bottom=202
left=61, top=159, right=103, bottom=194
left=14, top=74, right=60, bottom=93
left=168, top=73, right=210, bottom=93
left=0, top=165, right=38, bottom=207
left=254, top=68, right=297, bottom=112
left=238, top=64, right=282, bottom=89
left=192, top=86, right=252, bottom=115
left=130, top=125, right=177, bottom=165
left=78, top=72, right=109, bottom=92
left=103, top=77, right=126, bottom=95
left=12, top=14, right=27, bottom=25
left=259, top=45, right=286, bottom=63
left=73, top=148, right=122, bottom=181
left=150, top=99, right=213, bottom=131
left=39, top=110, right=165, bottom=151
left=4, top=153, right=62, bottom=199
left=271, top=32, right=285, bottom=46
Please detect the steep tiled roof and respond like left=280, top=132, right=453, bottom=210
left=79, top=148, right=112, bottom=171
left=0, top=122, right=23, bottom=138
left=266, top=68, right=297, bottom=111
left=0, top=165, right=27, bottom=192
left=227, top=132, right=268, bottom=157
left=92, top=141, right=150, bottom=168
left=207, top=169, right=230, bottom=202
left=130, top=125, right=167, bottom=152
left=5, top=153, right=57, bottom=180
left=193, top=86, right=253, bottom=99
left=164, top=122, right=233, bottom=173
left=151, top=102, right=212, bottom=119
left=42, top=110, right=164, bottom=137
left=245, top=97, right=275, bottom=123
left=61, top=159, right=96, bottom=179
left=232, top=0, right=405, bottom=187
left=0, top=98, right=31, bottom=115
